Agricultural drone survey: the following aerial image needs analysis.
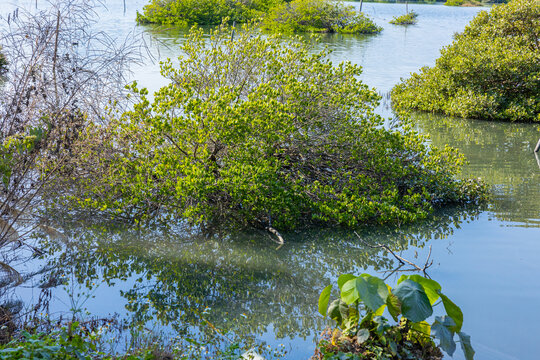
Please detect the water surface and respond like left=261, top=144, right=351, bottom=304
left=2, top=1, right=539, bottom=359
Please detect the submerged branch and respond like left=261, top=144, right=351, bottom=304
left=354, top=231, right=432, bottom=273
left=266, top=226, right=284, bottom=245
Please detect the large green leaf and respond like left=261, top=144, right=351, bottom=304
left=393, top=279, right=432, bottom=322
left=386, top=291, right=401, bottom=321
left=439, top=291, right=464, bottom=332
left=432, top=316, right=456, bottom=356
left=358, top=274, right=389, bottom=312
left=341, top=274, right=388, bottom=311
left=399, top=275, right=441, bottom=305
left=337, top=274, right=356, bottom=290
left=341, top=278, right=361, bottom=304
left=410, top=320, right=431, bottom=339
left=318, top=285, right=332, bottom=317
left=328, top=299, right=344, bottom=325
left=458, top=331, right=475, bottom=360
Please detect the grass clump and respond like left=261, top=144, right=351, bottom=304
left=264, top=0, right=382, bottom=34
left=63, top=23, right=487, bottom=231
left=392, top=0, right=540, bottom=122
left=389, top=11, right=418, bottom=25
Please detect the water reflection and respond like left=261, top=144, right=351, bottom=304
left=31, top=205, right=482, bottom=348
left=414, top=113, right=540, bottom=227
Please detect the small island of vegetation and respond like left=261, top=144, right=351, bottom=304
left=137, top=0, right=382, bottom=34
left=390, top=10, right=419, bottom=25
left=392, top=0, right=540, bottom=122
left=263, top=0, right=382, bottom=34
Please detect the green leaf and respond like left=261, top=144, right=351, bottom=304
left=341, top=278, right=360, bottom=304
left=356, top=328, right=370, bottom=345
left=374, top=304, right=386, bottom=317
left=318, top=284, right=332, bottom=317
left=393, top=279, right=432, bottom=322
left=343, top=307, right=360, bottom=334
left=328, top=299, right=349, bottom=327
left=432, top=316, right=456, bottom=356
left=386, top=291, right=401, bottom=322
left=342, top=274, right=388, bottom=312
left=399, top=275, right=441, bottom=305
left=328, top=299, right=343, bottom=324
left=409, top=320, right=431, bottom=339
left=439, top=291, right=464, bottom=332
left=458, top=331, right=475, bottom=360
left=337, top=274, right=356, bottom=290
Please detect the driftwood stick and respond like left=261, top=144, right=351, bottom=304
left=424, top=245, right=432, bottom=270
left=354, top=231, right=432, bottom=272
left=266, top=226, right=284, bottom=245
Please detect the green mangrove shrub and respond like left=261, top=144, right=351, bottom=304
left=316, top=274, right=474, bottom=360
left=264, top=0, right=382, bottom=34
left=444, top=0, right=465, bottom=5
left=389, top=11, right=418, bottom=25
left=392, top=0, right=540, bottom=122
left=444, top=0, right=483, bottom=6
left=65, top=23, right=486, bottom=230
left=136, top=0, right=284, bottom=26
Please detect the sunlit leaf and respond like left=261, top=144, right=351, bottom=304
left=318, top=285, right=332, bottom=317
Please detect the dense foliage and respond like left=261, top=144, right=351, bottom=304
left=136, top=0, right=283, bottom=26
left=392, top=0, right=540, bottom=122
left=316, top=274, right=474, bottom=360
left=444, top=0, right=483, bottom=6
left=63, top=23, right=487, bottom=231
left=136, top=0, right=381, bottom=34
left=264, top=0, right=382, bottom=34
left=389, top=11, right=418, bottom=25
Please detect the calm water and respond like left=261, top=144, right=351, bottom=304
left=3, top=1, right=540, bottom=359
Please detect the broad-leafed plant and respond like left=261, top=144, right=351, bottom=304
left=318, top=274, right=474, bottom=359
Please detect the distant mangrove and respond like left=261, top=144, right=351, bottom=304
left=391, top=0, right=540, bottom=122
left=136, top=0, right=382, bottom=35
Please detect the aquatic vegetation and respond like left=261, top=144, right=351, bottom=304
left=136, top=0, right=282, bottom=26
left=316, top=274, right=474, bottom=359
left=392, top=0, right=540, bottom=122
left=264, top=0, right=382, bottom=34
left=64, top=23, right=487, bottom=231
left=136, top=0, right=381, bottom=34
left=389, top=11, right=418, bottom=25
left=444, top=0, right=483, bottom=6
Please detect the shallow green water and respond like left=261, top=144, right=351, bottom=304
left=5, top=1, right=540, bottom=359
